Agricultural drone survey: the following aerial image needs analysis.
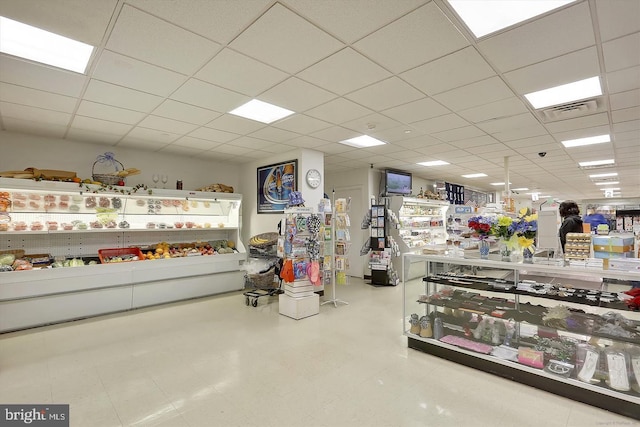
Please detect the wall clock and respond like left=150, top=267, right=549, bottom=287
left=306, top=168, right=322, bottom=189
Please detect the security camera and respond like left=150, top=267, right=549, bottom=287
left=538, top=152, right=547, bottom=157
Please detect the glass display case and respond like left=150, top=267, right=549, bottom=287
left=0, top=178, right=245, bottom=332
left=391, top=197, right=449, bottom=252
left=402, top=254, right=640, bottom=420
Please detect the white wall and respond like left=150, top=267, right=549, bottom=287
left=239, top=148, right=324, bottom=243
left=0, top=131, right=240, bottom=191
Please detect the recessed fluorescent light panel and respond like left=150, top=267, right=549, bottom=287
left=418, top=160, right=449, bottom=167
left=0, top=16, right=94, bottom=73
left=228, top=99, right=294, bottom=124
left=490, top=182, right=511, bottom=186
left=446, top=0, right=576, bottom=38
left=589, top=172, right=618, bottom=178
left=524, top=76, right=602, bottom=109
left=512, top=187, right=529, bottom=191
left=578, top=159, right=615, bottom=167
left=339, top=135, right=386, bottom=148
left=595, top=181, right=619, bottom=185
left=562, top=134, right=610, bottom=148
left=461, top=173, right=487, bottom=178
left=602, top=188, right=621, bottom=191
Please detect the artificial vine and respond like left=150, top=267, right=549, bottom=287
left=78, top=182, right=152, bottom=195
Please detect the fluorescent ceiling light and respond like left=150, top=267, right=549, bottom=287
left=562, top=134, right=610, bottom=148
left=417, top=160, right=449, bottom=167
left=595, top=181, right=619, bottom=185
left=579, top=159, right=615, bottom=167
left=524, top=77, right=602, bottom=109
left=461, top=173, right=487, bottom=178
left=490, top=182, right=511, bottom=186
left=447, top=0, right=575, bottom=38
left=512, top=187, right=529, bottom=191
left=228, top=99, right=294, bottom=124
left=602, top=188, right=621, bottom=191
left=339, top=135, right=386, bottom=148
left=589, top=172, right=617, bottom=178
left=0, top=16, right=94, bottom=73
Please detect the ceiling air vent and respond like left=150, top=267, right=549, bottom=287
left=542, top=99, right=598, bottom=121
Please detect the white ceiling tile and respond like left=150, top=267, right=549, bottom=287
left=433, top=77, right=515, bottom=112
left=0, top=55, right=86, bottom=97
left=170, top=136, right=222, bottom=151
left=229, top=3, right=342, bottom=73
left=0, top=83, right=77, bottom=113
left=457, top=98, right=529, bottom=123
left=125, top=127, right=180, bottom=144
left=249, top=127, right=300, bottom=143
left=612, top=106, right=640, bottom=123
left=305, top=98, right=373, bottom=124
left=76, top=100, right=146, bottom=125
left=116, top=137, right=166, bottom=151
left=545, top=113, right=610, bottom=134
left=92, top=51, right=187, bottom=97
left=137, top=115, right=198, bottom=135
left=476, top=113, right=540, bottom=135
left=354, top=3, right=468, bottom=73
left=213, top=144, right=254, bottom=156
left=477, top=2, right=595, bottom=72
left=2, top=117, right=67, bottom=138
left=284, top=0, right=427, bottom=43
left=196, top=49, right=288, bottom=97
left=596, top=0, right=640, bottom=42
left=394, top=134, right=444, bottom=149
left=272, top=114, right=332, bottom=134
left=310, top=126, right=359, bottom=143
left=106, top=5, right=221, bottom=75
left=341, top=113, right=402, bottom=134
left=259, top=77, right=336, bottom=112
left=188, top=127, right=239, bottom=144
left=170, top=79, right=249, bottom=112
left=346, top=77, right=424, bottom=111
left=614, top=120, right=640, bottom=133
left=128, top=0, right=272, bottom=44
left=411, top=113, right=469, bottom=134
left=152, top=100, right=221, bottom=126
left=603, top=33, right=640, bottom=72
left=66, top=128, right=122, bottom=145
left=491, top=124, right=549, bottom=142
left=503, top=47, right=600, bottom=95
left=298, top=48, right=391, bottom=95
left=198, top=151, right=239, bottom=162
left=158, top=145, right=207, bottom=157
left=606, top=66, right=640, bottom=94
left=286, top=136, right=332, bottom=149
left=71, top=116, right=132, bottom=136
left=448, top=135, right=502, bottom=149
left=205, top=114, right=265, bottom=135
left=83, top=80, right=163, bottom=112
left=1, top=102, right=71, bottom=126
left=401, top=47, right=496, bottom=96
left=432, top=126, right=486, bottom=143
left=382, top=98, right=451, bottom=124
left=0, top=0, right=118, bottom=46
left=609, top=89, right=640, bottom=110
left=369, top=126, right=424, bottom=143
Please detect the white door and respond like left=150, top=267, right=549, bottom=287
left=334, top=185, right=365, bottom=279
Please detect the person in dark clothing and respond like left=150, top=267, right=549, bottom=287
left=558, top=200, right=583, bottom=252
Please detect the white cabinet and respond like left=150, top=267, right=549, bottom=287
left=0, top=178, right=245, bottom=332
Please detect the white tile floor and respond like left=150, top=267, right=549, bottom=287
left=1, top=278, right=638, bottom=427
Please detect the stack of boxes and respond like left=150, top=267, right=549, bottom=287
left=592, top=235, right=635, bottom=259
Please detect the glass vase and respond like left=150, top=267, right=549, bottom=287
left=478, top=240, right=490, bottom=260
left=523, top=246, right=534, bottom=263
left=499, top=240, right=512, bottom=262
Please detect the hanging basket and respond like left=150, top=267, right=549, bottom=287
left=92, top=159, right=125, bottom=185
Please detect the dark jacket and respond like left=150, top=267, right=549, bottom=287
left=559, top=214, right=583, bottom=251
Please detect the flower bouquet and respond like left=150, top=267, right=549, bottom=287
left=467, top=215, right=496, bottom=259
left=511, top=208, right=538, bottom=261
left=492, top=215, right=517, bottom=261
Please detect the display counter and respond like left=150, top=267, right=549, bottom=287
left=402, top=254, right=640, bottom=420
left=0, top=178, right=246, bottom=332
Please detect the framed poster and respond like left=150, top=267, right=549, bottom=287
left=257, top=159, right=297, bottom=213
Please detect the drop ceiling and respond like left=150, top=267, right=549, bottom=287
left=0, top=0, right=638, bottom=200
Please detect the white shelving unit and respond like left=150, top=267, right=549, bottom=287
left=322, top=194, right=349, bottom=307
left=0, top=178, right=246, bottom=332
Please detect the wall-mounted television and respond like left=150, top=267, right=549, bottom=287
left=385, top=169, right=412, bottom=195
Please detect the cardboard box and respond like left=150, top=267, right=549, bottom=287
left=593, top=244, right=634, bottom=253
left=284, top=282, right=315, bottom=298
left=593, top=251, right=634, bottom=259
left=279, top=293, right=319, bottom=320
left=592, top=236, right=634, bottom=246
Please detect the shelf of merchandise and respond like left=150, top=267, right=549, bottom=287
left=402, top=254, right=640, bottom=420
left=0, top=178, right=246, bottom=332
left=388, top=196, right=449, bottom=282
left=322, top=196, right=349, bottom=306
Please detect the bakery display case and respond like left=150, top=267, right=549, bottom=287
left=402, top=254, right=640, bottom=419
left=0, top=178, right=246, bottom=332
left=390, top=196, right=449, bottom=252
